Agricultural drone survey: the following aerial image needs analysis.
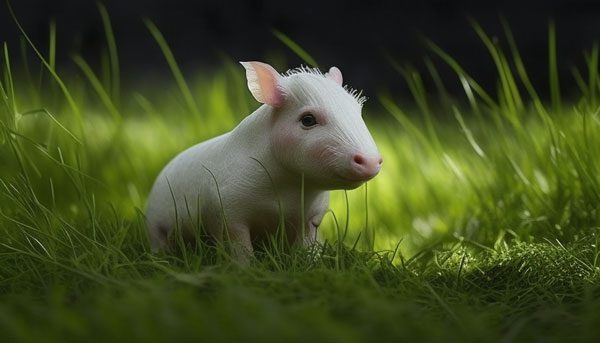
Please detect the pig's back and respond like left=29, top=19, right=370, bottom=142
left=145, top=132, right=230, bottom=235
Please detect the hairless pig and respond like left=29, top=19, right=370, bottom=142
left=146, top=61, right=382, bottom=263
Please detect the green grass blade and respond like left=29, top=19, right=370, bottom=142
left=453, top=106, right=486, bottom=158
left=424, top=56, right=451, bottom=106
left=48, top=19, right=56, bottom=72
left=501, top=18, right=548, bottom=118
left=548, top=20, right=561, bottom=113
left=18, top=37, right=38, bottom=104
left=424, top=37, right=498, bottom=109
left=273, top=30, right=319, bottom=68
left=458, top=75, right=480, bottom=114
left=501, top=18, right=558, bottom=152
left=378, top=92, right=436, bottom=156
left=585, top=44, right=599, bottom=108
left=97, top=1, right=120, bottom=107
left=20, top=108, right=81, bottom=144
left=6, top=1, right=81, bottom=124
left=571, top=65, right=588, bottom=97
left=383, top=54, right=442, bottom=152
left=144, top=18, right=200, bottom=118
left=470, top=19, right=522, bottom=115
left=2, top=43, right=17, bottom=118
left=72, top=54, right=121, bottom=122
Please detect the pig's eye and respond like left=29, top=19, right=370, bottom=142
left=300, top=113, right=318, bottom=128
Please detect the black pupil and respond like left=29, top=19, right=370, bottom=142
left=301, top=114, right=317, bottom=127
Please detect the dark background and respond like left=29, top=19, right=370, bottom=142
left=1, top=0, right=599, bottom=99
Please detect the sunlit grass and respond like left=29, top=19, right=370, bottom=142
left=1, top=5, right=600, bottom=341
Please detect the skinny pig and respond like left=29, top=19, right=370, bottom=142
left=146, top=62, right=382, bottom=262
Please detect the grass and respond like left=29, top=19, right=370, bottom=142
left=1, top=6, right=600, bottom=341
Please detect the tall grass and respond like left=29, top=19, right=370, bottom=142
left=1, top=7, right=600, bottom=341
left=1, top=7, right=599, bottom=257
left=378, top=19, right=600, bottom=252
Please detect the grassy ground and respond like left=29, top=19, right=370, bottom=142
left=1, top=11, right=600, bottom=342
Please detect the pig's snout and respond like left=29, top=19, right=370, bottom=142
left=349, top=153, right=383, bottom=180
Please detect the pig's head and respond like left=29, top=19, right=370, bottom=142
left=241, top=61, right=382, bottom=190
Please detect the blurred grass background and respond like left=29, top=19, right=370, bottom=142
left=1, top=4, right=600, bottom=341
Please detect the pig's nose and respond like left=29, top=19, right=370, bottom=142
left=350, top=153, right=383, bottom=180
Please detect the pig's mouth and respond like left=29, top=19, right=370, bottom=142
left=337, top=169, right=380, bottom=183
left=325, top=170, right=378, bottom=190
left=340, top=173, right=378, bottom=183
left=336, top=176, right=370, bottom=190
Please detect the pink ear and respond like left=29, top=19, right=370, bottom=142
left=240, top=61, right=285, bottom=107
left=325, top=66, right=343, bottom=86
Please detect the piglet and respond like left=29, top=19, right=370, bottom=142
left=146, top=62, right=382, bottom=262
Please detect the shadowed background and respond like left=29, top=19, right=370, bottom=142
left=1, top=0, right=599, bottom=100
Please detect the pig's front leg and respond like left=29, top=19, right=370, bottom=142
left=303, top=217, right=319, bottom=246
left=302, top=192, right=329, bottom=247
left=300, top=213, right=326, bottom=263
left=228, top=223, right=254, bottom=266
left=303, top=210, right=327, bottom=247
